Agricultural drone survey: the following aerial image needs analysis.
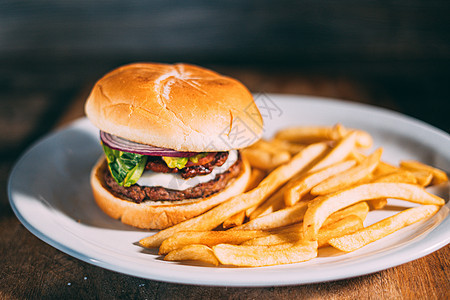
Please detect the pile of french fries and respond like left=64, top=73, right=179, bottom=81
left=139, top=124, right=448, bottom=267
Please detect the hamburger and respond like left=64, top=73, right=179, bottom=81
left=85, top=63, right=263, bottom=229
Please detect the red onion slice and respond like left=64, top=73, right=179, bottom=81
left=100, top=131, right=197, bottom=157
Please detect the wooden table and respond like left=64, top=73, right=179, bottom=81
left=1, top=67, right=448, bottom=299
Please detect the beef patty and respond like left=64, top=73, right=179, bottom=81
left=104, top=153, right=242, bottom=203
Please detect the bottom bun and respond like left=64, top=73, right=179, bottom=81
left=90, top=155, right=251, bottom=229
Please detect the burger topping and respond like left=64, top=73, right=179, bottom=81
left=100, top=131, right=196, bottom=157
left=104, top=154, right=242, bottom=203
left=102, top=143, right=148, bottom=187
left=136, top=150, right=238, bottom=190
left=102, top=140, right=237, bottom=189
left=146, top=152, right=229, bottom=179
left=161, top=152, right=209, bottom=169
left=179, top=152, right=228, bottom=178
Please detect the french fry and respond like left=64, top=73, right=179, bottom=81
left=251, top=201, right=367, bottom=238
left=372, top=170, right=417, bottom=184
left=222, top=211, right=246, bottom=229
left=246, top=139, right=273, bottom=151
left=273, top=201, right=369, bottom=235
left=242, top=231, right=299, bottom=246
left=407, top=169, right=433, bottom=187
left=231, top=200, right=310, bottom=231
left=284, top=160, right=356, bottom=206
left=351, top=150, right=398, bottom=176
left=274, top=124, right=372, bottom=148
left=242, top=148, right=290, bottom=170
left=164, top=245, right=220, bottom=266
left=356, top=132, right=374, bottom=149
left=270, top=139, right=305, bottom=154
left=251, top=168, right=328, bottom=219
left=322, top=202, right=370, bottom=226
left=334, top=124, right=373, bottom=148
left=368, top=199, right=388, bottom=210
left=243, top=215, right=363, bottom=247
left=255, top=133, right=357, bottom=215
left=318, top=215, right=364, bottom=247
left=368, top=170, right=418, bottom=210
left=213, top=240, right=318, bottom=267
left=247, top=138, right=338, bottom=219
left=159, top=230, right=270, bottom=255
left=237, top=201, right=368, bottom=234
left=275, top=124, right=373, bottom=148
left=245, top=205, right=258, bottom=219
left=311, top=148, right=382, bottom=196
left=373, top=161, right=400, bottom=176
left=308, top=132, right=357, bottom=172
left=303, top=183, right=445, bottom=241
left=140, top=143, right=328, bottom=248
left=248, top=186, right=285, bottom=219
left=367, top=170, right=418, bottom=210
left=275, top=125, right=340, bottom=143
left=245, top=168, right=266, bottom=191
left=243, top=168, right=267, bottom=217
left=400, top=160, right=448, bottom=185
left=328, top=205, right=440, bottom=252
left=249, top=139, right=300, bottom=156
left=348, top=150, right=365, bottom=164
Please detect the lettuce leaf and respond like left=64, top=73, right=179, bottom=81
left=102, top=144, right=148, bottom=187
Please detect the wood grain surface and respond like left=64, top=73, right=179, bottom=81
left=1, top=69, right=448, bottom=299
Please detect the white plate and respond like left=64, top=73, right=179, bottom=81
left=8, top=94, right=450, bottom=287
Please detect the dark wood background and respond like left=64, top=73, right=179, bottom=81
left=1, top=1, right=449, bottom=298
left=1, top=0, right=449, bottom=134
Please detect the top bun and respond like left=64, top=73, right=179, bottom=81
left=85, top=63, right=263, bottom=152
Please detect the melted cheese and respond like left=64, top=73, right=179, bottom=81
left=136, top=150, right=238, bottom=191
